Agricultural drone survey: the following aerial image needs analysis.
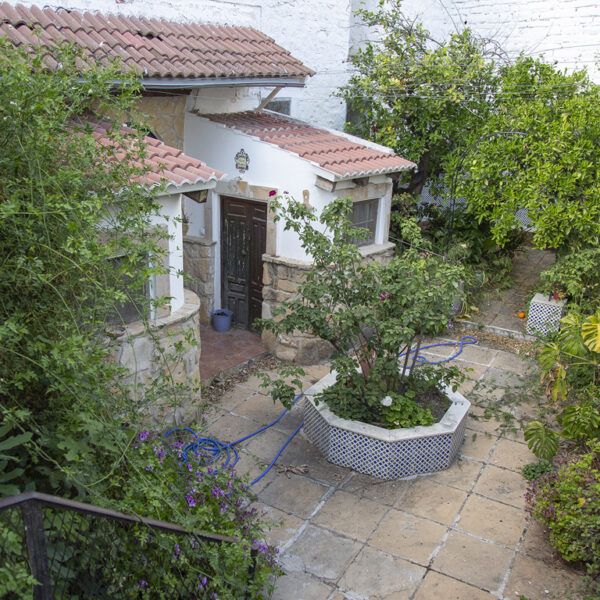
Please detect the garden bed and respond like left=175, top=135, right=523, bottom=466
left=303, top=371, right=470, bottom=479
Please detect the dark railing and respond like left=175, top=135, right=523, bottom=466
left=0, top=492, right=257, bottom=599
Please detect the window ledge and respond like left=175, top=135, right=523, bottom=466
left=106, top=290, right=201, bottom=339
left=358, top=241, right=395, bottom=258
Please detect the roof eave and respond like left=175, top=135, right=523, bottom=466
left=155, top=178, right=219, bottom=197
left=314, top=164, right=416, bottom=183
left=136, top=76, right=309, bottom=90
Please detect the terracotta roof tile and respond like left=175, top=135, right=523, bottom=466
left=205, top=111, right=415, bottom=179
left=0, top=3, right=313, bottom=81
left=90, top=122, right=223, bottom=191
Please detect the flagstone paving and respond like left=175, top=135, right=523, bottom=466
left=466, top=245, right=555, bottom=335
left=202, top=340, right=585, bottom=599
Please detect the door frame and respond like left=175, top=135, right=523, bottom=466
left=220, top=195, right=268, bottom=329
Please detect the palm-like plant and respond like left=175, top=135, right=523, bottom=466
left=525, top=311, right=600, bottom=460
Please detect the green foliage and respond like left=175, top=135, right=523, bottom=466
left=88, top=430, right=276, bottom=598
left=521, top=459, right=554, bottom=482
left=400, top=204, right=524, bottom=298
left=539, top=311, right=600, bottom=402
left=341, top=0, right=497, bottom=193
left=260, top=195, right=465, bottom=427
left=0, top=520, right=36, bottom=599
left=456, top=57, right=600, bottom=250
left=524, top=422, right=560, bottom=461
left=539, top=248, right=600, bottom=313
left=0, top=410, right=32, bottom=497
left=0, top=43, right=276, bottom=595
left=528, top=445, right=600, bottom=587
left=526, top=310, right=600, bottom=461
left=0, top=41, right=166, bottom=496
left=380, top=392, right=435, bottom=428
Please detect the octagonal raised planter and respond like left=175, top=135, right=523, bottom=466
left=303, top=372, right=470, bottom=480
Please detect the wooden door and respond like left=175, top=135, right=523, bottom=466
left=221, top=197, right=267, bottom=329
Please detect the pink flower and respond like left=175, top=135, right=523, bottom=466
left=268, top=190, right=277, bottom=197
left=379, top=292, right=391, bottom=301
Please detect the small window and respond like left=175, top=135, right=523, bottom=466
left=265, top=99, right=291, bottom=116
left=107, top=254, right=150, bottom=326
left=351, top=199, right=379, bottom=246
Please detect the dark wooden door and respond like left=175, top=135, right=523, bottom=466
left=221, top=197, right=267, bottom=329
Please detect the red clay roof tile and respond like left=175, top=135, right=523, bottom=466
left=204, top=111, right=415, bottom=179
left=90, top=122, right=223, bottom=191
left=0, top=3, right=313, bottom=81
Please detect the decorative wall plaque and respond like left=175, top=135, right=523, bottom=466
left=234, top=148, right=250, bottom=173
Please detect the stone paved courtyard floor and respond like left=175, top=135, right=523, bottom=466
left=464, top=245, right=555, bottom=336
left=203, top=339, right=585, bottom=600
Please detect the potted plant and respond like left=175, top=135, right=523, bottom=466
left=260, top=196, right=470, bottom=479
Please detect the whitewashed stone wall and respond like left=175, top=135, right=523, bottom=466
left=111, top=289, right=202, bottom=422
left=401, top=0, right=600, bottom=80
left=7, top=0, right=600, bottom=130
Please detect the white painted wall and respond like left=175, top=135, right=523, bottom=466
left=400, top=0, right=600, bottom=80
left=99, top=194, right=185, bottom=314
left=153, top=194, right=185, bottom=312
left=190, top=87, right=262, bottom=115
left=184, top=112, right=336, bottom=261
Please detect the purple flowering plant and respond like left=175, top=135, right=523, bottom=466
left=121, top=429, right=279, bottom=597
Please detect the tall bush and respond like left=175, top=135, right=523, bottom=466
left=261, top=195, right=464, bottom=427
left=341, top=0, right=497, bottom=194
left=456, top=57, right=600, bottom=250
left=0, top=43, right=275, bottom=597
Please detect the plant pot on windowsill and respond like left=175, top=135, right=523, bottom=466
left=302, top=371, right=470, bottom=480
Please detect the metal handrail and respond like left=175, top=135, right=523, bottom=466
left=0, top=491, right=256, bottom=600
left=0, top=491, right=236, bottom=543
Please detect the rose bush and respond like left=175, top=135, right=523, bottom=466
left=260, top=195, right=465, bottom=428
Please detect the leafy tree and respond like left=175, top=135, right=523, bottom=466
left=456, top=57, right=600, bottom=250
left=0, top=42, right=276, bottom=597
left=0, top=40, right=164, bottom=496
left=260, top=195, right=464, bottom=428
left=341, top=0, right=498, bottom=194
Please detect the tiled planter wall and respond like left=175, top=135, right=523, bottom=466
left=526, top=293, right=567, bottom=336
left=303, top=372, right=470, bottom=479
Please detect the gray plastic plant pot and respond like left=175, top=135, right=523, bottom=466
left=211, top=309, right=234, bottom=332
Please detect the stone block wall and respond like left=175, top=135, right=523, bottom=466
left=137, top=94, right=187, bottom=149
left=183, top=235, right=216, bottom=322
left=261, top=243, right=396, bottom=364
left=261, top=254, right=333, bottom=365
left=111, top=289, right=201, bottom=423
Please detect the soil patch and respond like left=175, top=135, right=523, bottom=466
left=419, top=387, right=452, bottom=422
left=451, top=322, right=537, bottom=358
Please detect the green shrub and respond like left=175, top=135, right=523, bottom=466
left=260, top=195, right=465, bottom=428
left=0, top=42, right=277, bottom=596
left=540, top=248, right=600, bottom=313
left=528, top=445, right=600, bottom=588
left=521, top=459, right=554, bottom=482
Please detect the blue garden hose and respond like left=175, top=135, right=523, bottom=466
left=166, top=335, right=477, bottom=485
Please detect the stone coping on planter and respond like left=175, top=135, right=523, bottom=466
left=358, top=241, right=395, bottom=259
left=303, top=371, right=470, bottom=443
left=108, top=289, right=201, bottom=339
